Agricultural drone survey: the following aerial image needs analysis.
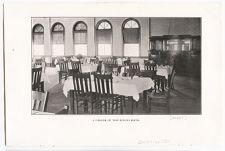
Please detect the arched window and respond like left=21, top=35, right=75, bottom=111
left=32, top=24, right=44, bottom=56
left=73, top=22, right=87, bottom=56
left=96, top=20, right=112, bottom=56
left=122, top=19, right=140, bottom=57
left=51, top=23, right=65, bottom=56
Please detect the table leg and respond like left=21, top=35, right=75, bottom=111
left=129, top=96, right=133, bottom=114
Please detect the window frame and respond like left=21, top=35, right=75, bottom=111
left=96, top=20, right=113, bottom=56
left=122, top=18, right=141, bottom=57
left=51, top=22, right=65, bottom=56
left=32, top=24, right=44, bottom=56
left=73, top=21, right=88, bottom=56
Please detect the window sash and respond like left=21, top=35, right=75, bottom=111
left=124, top=44, right=139, bottom=57
left=74, top=44, right=87, bottom=56
left=52, top=44, right=64, bottom=56
left=98, top=44, right=111, bottom=56
left=33, top=44, right=44, bottom=56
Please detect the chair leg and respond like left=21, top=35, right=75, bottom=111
left=41, top=82, right=44, bottom=92
left=147, top=95, right=152, bottom=113
left=69, top=90, right=75, bottom=114
left=91, top=101, right=93, bottom=114
left=129, top=96, right=133, bottom=114
left=167, top=102, right=170, bottom=114
left=120, top=97, right=124, bottom=114
left=58, top=72, right=61, bottom=84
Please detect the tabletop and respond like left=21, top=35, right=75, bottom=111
left=63, top=75, right=154, bottom=101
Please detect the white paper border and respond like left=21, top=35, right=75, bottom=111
left=2, top=1, right=225, bottom=150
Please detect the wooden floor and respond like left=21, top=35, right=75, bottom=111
left=45, top=75, right=201, bottom=115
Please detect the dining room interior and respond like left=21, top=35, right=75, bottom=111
left=31, top=17, right=201, bottom=115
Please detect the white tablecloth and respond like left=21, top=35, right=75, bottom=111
left=156, top=66, right=173, bottom=79
left=81, top=64, right=98, bottom=73
left=63, top=76, right=154, bottom=101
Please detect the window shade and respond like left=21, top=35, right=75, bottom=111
left=52, top=32, right=64, bottom=44
left=123, top=28, right=140, bottom=43
left=74, top=31, right=87, bottom=44
left=96, top=29, right=112, bottom=44
left=33, top=33, right=44, bottom=45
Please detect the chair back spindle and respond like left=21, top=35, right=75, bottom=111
left=72, top=73, right=92, bottom=97
left=59, top=61, right=69, bottom=73
left=94, top=74, right=113, bottom=95
left=144, top=62, right=156, bottom=71
left=32, top=67, right=42, bottom=90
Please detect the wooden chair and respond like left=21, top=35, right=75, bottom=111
left=104, top=64, right=114, bottom=74
left=69, top=61, right=81, bottom=76
left=144, top=62, right=156, bottom=71
left=32, top=91, right=48, bottom=112
left=58, top=61, right=69, bottom=83
left=94, top=74, right=124, bottom=114
left=127, top=62, right=140, bottom=77
left=32, top=67, right=44, bottom=92
left=96, top=61, right=102, bottom=74
left=123, top=60, right=130, bottom=66
left=72, top=73, right=96, bottom=114
left=35, top=59, right=42, bottom=66
left=90, top=58, right=97, bottom=64
left=146, top=68, right=176, bottom=114
left=129, top=62, right=140, bottom=70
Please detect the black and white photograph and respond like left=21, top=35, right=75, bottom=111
left=31, top=17, right=201, bottom=115
left=2, top=1, right=224, bottom=150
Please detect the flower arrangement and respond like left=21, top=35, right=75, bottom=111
left=76, top=54, right=84, bottom=60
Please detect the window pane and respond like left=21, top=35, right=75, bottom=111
left=34, top=25, right=44, bottom=33
left=181, top=39, right=191, bottom=51
left=124, top=44, right=139, bottom=57
left=124, top=20, right=139, bottom=28
left=74, top=44, right=87, bottom=56
left=52, top=44, right=64, bottom=56
left=131, top=20, right=139, bottom=28
left=53, top=24, right=64, bottom=32
left=98, top=44, right=111, bottom=56
left=33, top=44, right=44, bottom=56
left=75, top=23, right=87, bottom=30
left=98, top=21, right=111, bottom=30
left=166, top=39, right=179, bottom=51
left=124, top=21, right=132, bottom=28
